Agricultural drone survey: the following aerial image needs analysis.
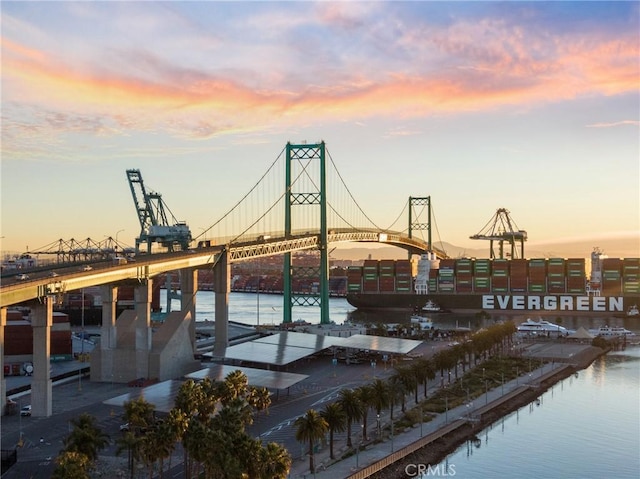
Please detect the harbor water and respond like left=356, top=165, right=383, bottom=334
left=426, top=345, right=640, bottom=479
left=159, top=290, right=355, bottom=326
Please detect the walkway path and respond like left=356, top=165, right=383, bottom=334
left=288, top=361, right=564, bottom=479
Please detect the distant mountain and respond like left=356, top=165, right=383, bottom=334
left=332, top=237, right=639, bottom=261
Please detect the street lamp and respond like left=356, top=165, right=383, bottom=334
left=371, top=360, right=376, bottom=379
left=376, top=414, right=381, bottom=438
left=356, top=424, right=363, bottom=468
left=485, top=380, right=488, bottom=405
left=81, top=288, right=85, bottom=355
left=445, top=396, right=448, bottom=424
left=115, top=229, right=124, bottom=252
left=391, top=420, right=394, bottom=452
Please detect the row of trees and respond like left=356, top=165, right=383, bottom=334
left=294, top=321, right=518, bottom=474
left=53, top=370, right=291, bottom=479
left=52, top=322, right=517, bottom=477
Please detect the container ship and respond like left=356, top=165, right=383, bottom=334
left=345, top=249, right=640, bottom=315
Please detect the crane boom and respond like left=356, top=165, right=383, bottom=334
left=126, top=169, right=192, bottom=253
left=470, top=208, right=527, bottom=259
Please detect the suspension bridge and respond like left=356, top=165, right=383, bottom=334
left=0, top=141, right=448, bottom=417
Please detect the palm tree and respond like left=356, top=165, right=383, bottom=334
left=395, top=366, right=417, bottom=408
left=370, top=379, right=389, bottom=416
left=63, top=413, right=109, bottom=464
left=123, top=396, right=156, bottom=434
left=115, top=431, right=140, bottom=479
left=337, top=388, right=364, bottom=448
left=51, top=451, right=91, bottom=479
left=165, top=408, right=188, bottom=476
left=222, top=369, right=249, bottom=404
left=356, top=384, right=374, bottom=441
left=259, top=441, right=292, bottom=479
left=294, top=409, right=328, bottom=474
left=320, top=402, right=347, bottom=459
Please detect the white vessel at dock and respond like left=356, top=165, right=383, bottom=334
left=516, top=318, right=569, bottom=336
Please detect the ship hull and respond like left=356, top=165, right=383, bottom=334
left=346, top=292, right=640, bottom=314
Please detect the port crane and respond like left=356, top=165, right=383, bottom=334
left=470, top=208, right=527, bottom=259
left=126, top=169, right=192, bottom=254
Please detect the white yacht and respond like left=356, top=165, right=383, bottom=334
left=589, top=325, right=635, bottom=338
left=516, top=318, right=568, bottom=336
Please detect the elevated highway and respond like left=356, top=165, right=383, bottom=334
left=1, top=229, right=443, bottom=308
left=0, top=229, right=442, bottom=417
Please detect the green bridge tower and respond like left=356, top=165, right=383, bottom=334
left=283, top=142, right=331, bottom=325
left=409, top=196, right=432, bottom=258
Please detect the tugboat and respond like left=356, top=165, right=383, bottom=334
left=613, top=304, right=639, bottom=318
left=421, top=300, right=450, bottom=314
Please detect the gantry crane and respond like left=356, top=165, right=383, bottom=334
left=126, top=169, right=192, bottom=253
left=470, top=208, right=527, bottom=259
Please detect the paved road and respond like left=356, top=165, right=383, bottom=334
left=1, top=339, right=450, bottom=478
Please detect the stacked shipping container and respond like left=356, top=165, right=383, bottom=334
left=362, top=260, right=379, bottom=293
left=347, top=266, right=363, bottom=293
left=528, top=259, right=547, bottom=293
left=346, top=256, right=635, bottom=296
left=602, top=258, right=622, bottom=295
left=566, top=258, right=586, bottom=293
left=378, top=260, right=395, bottom=293
left=492, top=259, right=509, bottom=292
left=437, top=259, right=455, bottom=293
left=622, top=258, right=639, bottom=295
left=455, top=258, right=473, bottom=293
left=547, top=258, right=566, bottom=293
left=510, top=259, right=528, bottom=292
left=395, top=260, right=413, bottom=293
left=473, top=259, right=491, bottom=293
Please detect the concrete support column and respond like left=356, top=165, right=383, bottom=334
left=180, top=268, right=198, bottom=351
left=134, top=281, right=152, bottom=350
left=0, top=308, right=6, bottom=416
left=31, top=298, right=53, bottom=417
left=134, top=281, right=152, bottom=379
left=214, top=251, right=230, bottom=355
left=100, top=285, right=118, bottom=349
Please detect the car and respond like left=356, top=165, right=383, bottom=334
left=49, top=271, right=59, bottom=278
left=16, top=274, right=29, bottom=281
left=82, top=265, right=93, bottom=271
left=20, top=405, right=32, bottom=417
left=119, top=423, right=130, bottom=432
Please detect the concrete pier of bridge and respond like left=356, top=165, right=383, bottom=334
left=1, top=255, right=233, bottom=417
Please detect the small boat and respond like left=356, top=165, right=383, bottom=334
left=613, top=304, right=639, bottom=319
left=422, top=300, right=442, bottom=313
left=410, top=314, right=434, bottom=330
left=516, top=318, right=568, bottom=336
left=589, top=325, right=635, bottom=338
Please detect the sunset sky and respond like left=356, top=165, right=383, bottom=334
left=1, top=1, right=638, bottom=259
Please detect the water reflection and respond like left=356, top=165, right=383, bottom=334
left=425, top=346, right=640, bottom=479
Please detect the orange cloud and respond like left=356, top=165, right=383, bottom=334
left=1, top=26, right=638, bottom=145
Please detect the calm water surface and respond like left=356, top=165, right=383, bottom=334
left=427, top=345, right=640, bottom=479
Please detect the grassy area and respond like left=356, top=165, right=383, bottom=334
left=398, top=356, right=544, bottom=429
